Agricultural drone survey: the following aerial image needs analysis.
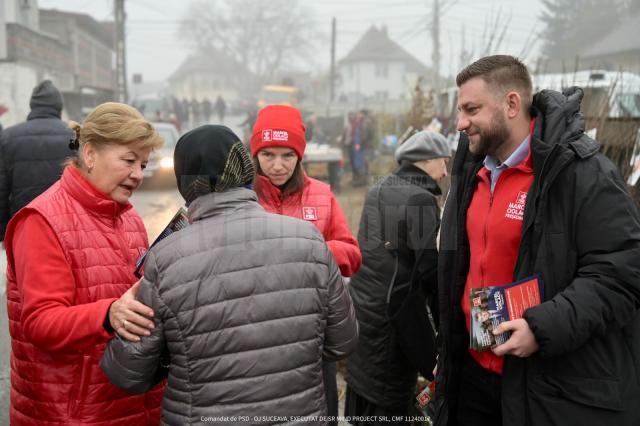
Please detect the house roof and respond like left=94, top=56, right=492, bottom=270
left=581, top=14, right=640, bottom=58
left=339, top=26, right=429, bottom=74
left=168, top=47, right=252, bottom=82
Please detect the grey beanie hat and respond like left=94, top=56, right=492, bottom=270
left=395, top=130, right=450, bottom=164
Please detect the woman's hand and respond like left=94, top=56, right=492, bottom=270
left=108, top=280, right=155, bottom=342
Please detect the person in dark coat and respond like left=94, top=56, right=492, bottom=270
left=0, top=80, right=72, bottom=240
left=213, top=95, right=227, bottom=123
left=100, top=125, right=359, bottom=425
left=201, top=97, right=212, bottom=123
left=431, top=54, right=640, bottom=426
left=352, top=109, right=376, bottom=186
left=345, top=130, right=450, bottom=423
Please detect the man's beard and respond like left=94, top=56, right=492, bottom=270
left=470, top=111, right=511, bottom=157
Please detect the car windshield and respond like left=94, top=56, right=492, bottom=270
left=616, top=94, right=640, bottom=117
left=156, top=127, right=178, bottom=149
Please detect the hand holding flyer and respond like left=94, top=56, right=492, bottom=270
left=469, top=275, right=543, bottom=351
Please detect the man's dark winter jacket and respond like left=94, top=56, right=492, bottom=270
left=101, top=188, right=359, bottom=425
left=0, top=80, right=72, bottom=240
left=347, top=162, right=439, bottom=410
left=433, top=87, right=640, bottom=426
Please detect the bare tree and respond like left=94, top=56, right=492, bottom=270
left=454, top=6, right=537, bottom=73
left=179, top=0, right=321, bottom=87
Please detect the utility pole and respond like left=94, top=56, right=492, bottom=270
left=330, top=17, right=337, bottom=103
left=431, top=0, right=440, bottom=99
left=114, top=0, right=127, bottom=103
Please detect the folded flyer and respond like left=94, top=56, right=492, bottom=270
left=470, top=275, right=544, bottom=351
left=134, top=207, right=189, bottom=278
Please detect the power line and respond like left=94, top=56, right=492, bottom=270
left=126, top=13, right=432, bottom=25
left=128, top=0, right=170, bottom=17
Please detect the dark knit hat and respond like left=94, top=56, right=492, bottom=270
left=395, top=131, right=451, bottom=164
left=29, top=80, right=63, bottom=114
left=250, top=105, right=306, bottom=159
left=174, top=125, right=255, bottom=204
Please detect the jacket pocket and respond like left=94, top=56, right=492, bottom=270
left=68, top=355, right=92, bottom=419
left=530, top=373, right=622, bottom=411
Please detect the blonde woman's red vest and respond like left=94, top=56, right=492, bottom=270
left=5, top=167, right=163, bottom=425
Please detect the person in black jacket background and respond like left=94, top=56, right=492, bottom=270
left=432, top=55, right=640, bottom=426
left=0, top=80, right=72, bottom=240
left=345, top=130, right=450, bottom=423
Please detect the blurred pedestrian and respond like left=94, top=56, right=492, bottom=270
left=180, top=98, right=190, bottom=126
left=339, top=111, right=357, bottom=180
left=251, top=105, right=362, bottom=424
left=345, top=131, right=450, bottom=423
left=352, top=110, right=376, bottom=186
left=305, top=113, right=317, bottom=142
left=238, top=106, right=258, bottom=150
left=168, top=112, right=181, bottom=133
left=190, top=98, right=201, bottom=126
left=0, top=80, right=72, bottom=241
left=101, top=125, right=358, bottom=423
left=214, top=95, right=227, bottom=123
left=4, top=102, right=165, bottom=425
left=202, top=97, right=212, bottom=123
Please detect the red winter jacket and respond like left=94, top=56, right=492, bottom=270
left=4, top=166, right=164, bottom=425
left=255, top=173, right=361, bottom=276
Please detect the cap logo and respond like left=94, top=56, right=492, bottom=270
left=262, top=130, right=272, bottom=142
left=272, top=130, right=289, bottom=141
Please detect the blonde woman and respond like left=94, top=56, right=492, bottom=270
left=4, top=102, right=165, bottom=425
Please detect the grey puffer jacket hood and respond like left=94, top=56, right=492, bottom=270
left=101, top=188, right=358, bottom=425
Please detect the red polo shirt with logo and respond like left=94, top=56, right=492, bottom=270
left=461, top=136, right=535, bottom=374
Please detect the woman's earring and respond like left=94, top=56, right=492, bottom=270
left=88, top=165, right=93, bottom=174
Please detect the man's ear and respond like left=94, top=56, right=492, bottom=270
left=505, top=91, right=522, bottom=119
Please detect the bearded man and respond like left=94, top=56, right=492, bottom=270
left=431, top=55, right=640, bottom=426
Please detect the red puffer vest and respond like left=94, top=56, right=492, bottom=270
left=5, top=167, right=163, bottom=425
left=255, top=173, right=361, bottom=276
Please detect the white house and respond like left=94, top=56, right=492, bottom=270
left=167, top=47, right=253, bottom=106
left=337, top=25, right=430, bottom=106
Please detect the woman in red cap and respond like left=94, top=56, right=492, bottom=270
left=251, top=104, right=362, bottom=422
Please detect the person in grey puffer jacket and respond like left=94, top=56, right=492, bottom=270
left=0, top=80, right=72, bottom=240
left=100, top=124, right=359, bottom=425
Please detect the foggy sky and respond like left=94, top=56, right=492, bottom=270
left=39, top=0, right=544, bottom=82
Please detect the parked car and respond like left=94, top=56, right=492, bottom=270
left=143, top=122, right=180, bottom=188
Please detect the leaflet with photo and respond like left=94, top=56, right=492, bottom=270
left=134, top=207, right=189, bottom=278
left=470, top=275, right=544, bottom=351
